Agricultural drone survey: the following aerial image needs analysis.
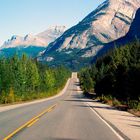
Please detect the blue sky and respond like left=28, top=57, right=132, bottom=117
left=0, top=0, right=103, bottom=45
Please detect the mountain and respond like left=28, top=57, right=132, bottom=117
left=39, top=0, right=140, bottom=69
left=1, top=26, right=66, bottom=49
left=0, top=26, right=66, bottom=58
left=1, top=35, right=47, bottom=49
left=95, top=7, right=140, bottom=58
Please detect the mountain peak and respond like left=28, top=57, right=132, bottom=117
left=37, top=25, right=66, bottom=42
left=38, top=25, right=66, bottom=36
left=11, top=35, right=21, bottom=40
left=24, top=34, right=35, bottom=41
left=48, top=25, right=66, bottom=30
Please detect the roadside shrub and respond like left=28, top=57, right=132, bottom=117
left=0, top=90, right=8, bottom=104
left=112, top=98, right=121, bottom=107
left=128, top=100, right=140, bottom=110
left=100, top=95, right=113, bottom=105
left=7, top=87, right=15, bottom=103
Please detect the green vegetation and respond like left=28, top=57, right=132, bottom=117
left=79, top=40, right=140, bottom=111
left=45, top=48, right=92, bottom=71
left=0, top=54, right=71, bottom=104
left=0, top=46, right=45, bottom=58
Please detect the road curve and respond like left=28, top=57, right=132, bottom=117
left=0, top=73, right=121, bottom=140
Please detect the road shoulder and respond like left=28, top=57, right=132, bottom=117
left=86, top=100, right=140, bottom=140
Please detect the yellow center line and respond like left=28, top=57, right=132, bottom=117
left=27, top=118, right=39, bottom=128
left=47, top=108, right=53, bottom=112
left=3, top=103, right=58, bottom=140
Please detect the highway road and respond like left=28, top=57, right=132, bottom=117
left=0, top=73, right=121, bottom=140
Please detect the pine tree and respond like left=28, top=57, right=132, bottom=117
left=44, top=69, right=55, bottom=90
left=26, top=60, right=40, bottom=91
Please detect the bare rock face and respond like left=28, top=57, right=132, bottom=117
left=42, top=0, right=140, bottom=58
left=96, top=7, right=140, bottom=59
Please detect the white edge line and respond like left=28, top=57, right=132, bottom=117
left=85, top=102, right=124, bottom=140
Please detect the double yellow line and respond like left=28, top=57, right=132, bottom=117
left=3, top=104, right=57, bottom=140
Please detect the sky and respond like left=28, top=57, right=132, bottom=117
left=0, top=0, right=104, bottom=45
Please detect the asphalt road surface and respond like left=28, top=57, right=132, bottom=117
left=0, top=73, right=121, bottom=140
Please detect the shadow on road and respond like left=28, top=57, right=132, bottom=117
left=73, top=104, right=116, bottom=110
left=120, top=114, right=138, bottom=118
left=129, top=124, right=140, bottom=128
left=64, top=99, right=94, bottom=103
left=74, top=82, right=80, bottom=86
left=119, top=118, right=140, bottom=123
left=69, top=89, right=82, bottom=92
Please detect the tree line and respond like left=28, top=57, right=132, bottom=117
left=0, top=54, right=71, bottom=104
left=79, top=40, right=140, bottom=110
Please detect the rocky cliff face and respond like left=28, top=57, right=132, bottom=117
left=95, top=7, right=140, bottom=58
left=1, top=26, right=66, bottom=49
left=42, top=0, right=140, bottom=59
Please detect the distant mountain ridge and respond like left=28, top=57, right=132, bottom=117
left=38, top=0, right=140, bottom=69
left=1, top=26, right=66, bottom=49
